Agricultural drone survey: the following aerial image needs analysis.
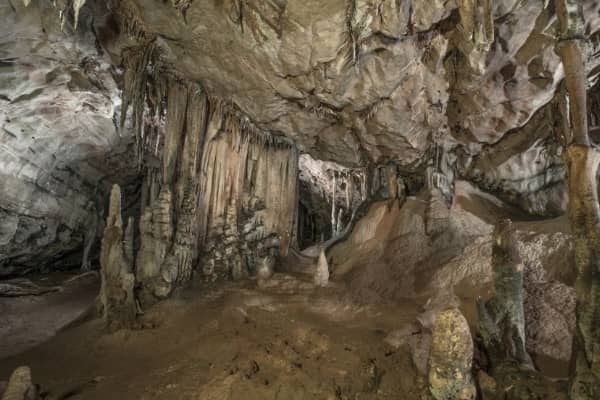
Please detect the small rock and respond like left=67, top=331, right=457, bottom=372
left=477, top=370, right=496, bottom=400
left=1, top=366, right=37, bottom=400
left=314, top=248, right=329, bottom=287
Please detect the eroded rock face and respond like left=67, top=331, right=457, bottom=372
left=0, top=0, right=131, bottom=276
left=330, top=180, right=577, bottom=370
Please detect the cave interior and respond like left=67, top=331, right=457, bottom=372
left=2, top=0, right=600, bottom=399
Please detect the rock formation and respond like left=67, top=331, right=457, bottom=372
left=478, top=219, right=533, bottom=368
left=552, top=0, right=600, bottom=397
left=0, top=366, right=37, bottom=400
left=314, top=247, right=329, bottom=287
left=99, top=185, right=136, bottom=330
left=4, top=0, right=600, bottom=398
left=428, top=308, right=476, bottom=400
left=0, top=0, right=129, bottom=277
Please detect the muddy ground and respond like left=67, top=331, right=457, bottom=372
left=0, top=272, right=429, bottom=400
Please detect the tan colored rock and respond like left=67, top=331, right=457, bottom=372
left=314, top=248, right=329, bottom=287
left=477, top=370, right=497, bottom=400
left=428, top=308, right=476, bottom=400
left=99, top=185, right=136, bottom=330
left=1, top=366, right=37, bottom=400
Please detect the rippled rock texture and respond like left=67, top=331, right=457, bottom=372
left=0, top=0, right=132, bottom=276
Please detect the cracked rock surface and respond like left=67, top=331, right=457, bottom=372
left=0, top=0, right=131, bottom=276
left=121, top=0, right=600, bottom=170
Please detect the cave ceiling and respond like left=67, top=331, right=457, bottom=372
left=110, top=0, right=600, bottom=168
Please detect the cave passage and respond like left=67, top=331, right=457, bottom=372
left=2, top=0, right=600, bottom=399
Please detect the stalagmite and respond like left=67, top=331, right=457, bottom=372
left=314, top=247, right=329, bottom=287
left=478, top=219, right=533, bottom=368
left=428, top=309, right=476, bottom=400
left=99, top=185, right=136, bottom=330
left=1, top=366, right=37, bottom=400
left=256, top=249, right=276, bottom=286
left=120, top=42, right=155, bottom=164
left=552, top=1, right=600, bottom=398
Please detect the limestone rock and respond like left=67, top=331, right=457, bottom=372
left=99, top=185, right=136, bottom=330
left=478, top=219, right=533, bottom=368
left=477, top=370, right=497, bottom=400
left=113, top=0, right=600, bottom=171
left=314, top=248, right=329, bottom=287
left=256, top=252, right=276, bottom=285
left=0, top=1, right=129, bottom=276
left=428, top=308, right=476, bottom=400
left=1, top=366, right=37, bottom=400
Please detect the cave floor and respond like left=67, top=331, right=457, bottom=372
left=0, top=273, right=426, bottom=400
left=0, top=272, right=99, bottom=359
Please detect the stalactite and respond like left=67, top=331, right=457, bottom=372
left=457, top=0, right=494, bottom=52
left=162, top=80, right=188, bottom=185
left=72, top=0, right=87, bottom=30
left=120, top=42, right=155, bottom=167
left=331, top=171, right=337, bottom=238
left=118, top=0, right=155, bottom=41
left=198, top=101, right=298, bottom=280
left=344, top=173, right=351, bottom=210
left=336, top=207, right=344, bottom=236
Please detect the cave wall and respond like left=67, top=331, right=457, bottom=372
left=0, top=0, right=131, bottom=276
left=198, top=103, right=298, bottom=281
left=116, top=50, right=301, bottom=300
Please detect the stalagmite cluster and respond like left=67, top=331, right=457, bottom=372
left=198, top=102, right=298, bottom=282
left=95, top=38, right=300, bottom=309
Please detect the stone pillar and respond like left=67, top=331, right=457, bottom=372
left=478, top=219, right=533, bottom=368
left=99, top=184, right=136, bottom=330
left=428, top=308, right=476, bottom=400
